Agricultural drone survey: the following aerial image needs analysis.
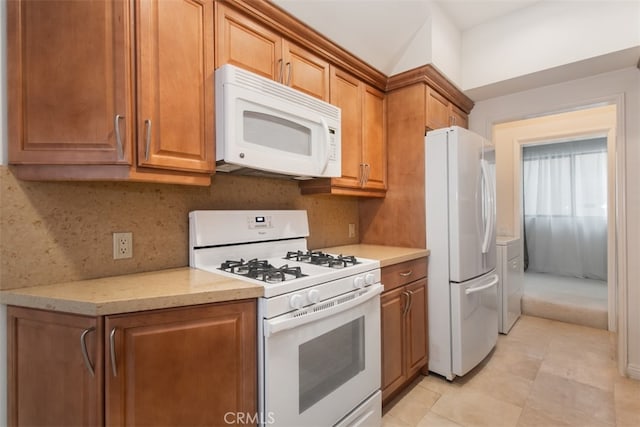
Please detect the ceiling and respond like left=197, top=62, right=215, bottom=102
left=272, top=0, right=542, bottom=76
left=272, top=0, right=639, bottom=101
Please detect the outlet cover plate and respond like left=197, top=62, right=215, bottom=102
left=113, top=232, right=132, bottom=260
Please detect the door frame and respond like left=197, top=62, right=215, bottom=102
left=491, top=99, right=627, bottom=375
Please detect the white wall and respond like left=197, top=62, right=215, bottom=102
left=470, top=67, right=640, bottom=378
left=429, top=1, right=461, bottom=86
left=462, top=1, right=640, bottom=90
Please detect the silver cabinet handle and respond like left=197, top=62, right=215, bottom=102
left=80, top=327, right=96, bottom=377
left=144, top=119, right=152, bottom=161
left=114, top=114, right=125, bottom=160
left=402, top=291, right=410, bottom=316
left=399, top=270, right=413, bottom=277
left=406, top=290, right=414, bottom=314
left=109, top=327, right=118, bottom=377
left=278, top=59, right=284, bottom=83
left=365, top=164, right=371, bottom=186
left=285, top=62, right=292, bottom=86
left=359, top=163, right=365, bottom=187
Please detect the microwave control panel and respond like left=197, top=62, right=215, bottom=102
left=329, top=128, right=338, bottom=160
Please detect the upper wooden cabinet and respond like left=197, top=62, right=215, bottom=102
left=8, top=0, right=214, bottom=185
left=300, top=67, right=387, bottom=197
left=216, top=3, right=330, bottom=101
left=426, top=86, right=469, bottom=130
left=359, top=65, right=473, bottom=247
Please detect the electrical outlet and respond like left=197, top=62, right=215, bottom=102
left=113, top=232, right=133, bottom=260
left=348, top=223, right=356, bottom=238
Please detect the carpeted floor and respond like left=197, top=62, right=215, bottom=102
left=521, top=271, right=608, bottom=330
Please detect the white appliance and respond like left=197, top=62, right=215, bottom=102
left=215, top=64, right=341, bottom=179
left=189, top=210, right=382, bottom=427
left=426, top=126, right=498, bottom=380
left=497, top=236, right=523, bottom=333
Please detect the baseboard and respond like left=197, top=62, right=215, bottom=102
left=627, top=363, right=640, bottom=380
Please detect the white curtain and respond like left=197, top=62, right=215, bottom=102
left=523, top=138, right=607, bottom=280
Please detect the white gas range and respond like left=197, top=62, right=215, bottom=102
left=189, top=210, right=382, bottom=427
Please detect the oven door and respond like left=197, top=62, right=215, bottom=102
left=262, top=284, right=382, bottom=427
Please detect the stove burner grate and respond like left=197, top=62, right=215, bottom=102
left=284, top=251, right=359, bottom=269
left=219, top=258, right=307, bottom=283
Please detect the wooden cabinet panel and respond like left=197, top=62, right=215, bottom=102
left=137, top=0, right=214, bottom=173
left=380, top=287, right=406, bottom=403
left=105, top=301, right=257, bottom=426
left=362, top=85, right=386, bottom=191
left=406, top=279, right=428, bottom=376
left=300, top=67, right=386, bottom=197
left=216, top=3, right=329, bottom=101
left=216, top=3, right=281, bottom=80
left=7, top=307, right=104, bottom=427
left=8, top=0, right=214, bottom=185
left=380, top=258, right=428, bottom=406
left=284, top=40, right=330, bottom=101
left=330, top=68, right=362, bottom=188
left=8, top=0, right=131, bottom=165
left=451, top=104, right=469, bottom=128
left=425, top=87, right=451, bottom=131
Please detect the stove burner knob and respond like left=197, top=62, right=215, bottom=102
left=364, top=273, right=375, bottom=286
left=307, top=289, right=320, bottom=304
left=289, top=294, right=304, bottom=310
left=353, top=276, right=365, bottom=289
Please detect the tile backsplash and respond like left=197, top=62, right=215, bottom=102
left=0, top=166, right=359, bottom=290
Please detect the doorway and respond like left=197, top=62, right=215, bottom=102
left=492, top=104, right=617, bottom=331
left=520, top=137, right=608, bottom=329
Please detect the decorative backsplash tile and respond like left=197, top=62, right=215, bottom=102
left=0, top=166, right=359, bottom=290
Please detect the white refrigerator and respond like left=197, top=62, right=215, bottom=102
left=426, top=126, right=499, bottom=380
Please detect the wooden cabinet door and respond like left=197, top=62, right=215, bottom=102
left=136, top=0, right=214, bottom=173
left=283, top=40, right=330, bottom=101
left=425, top=87, right=451, bottom=130
left=8, top=0, right=132, bottom=165
left=7, top=307, right=104, bottom=427
left=330, top=67, right=362, bottom=189
left=451, top=104, right=469, bottom=129
left=105, top=300, right=257, bottom=426
left=405, top=279, right=428, bottom=377
left=216, top=3, right=281, bottom=80
left=362, top=84, right=387, bottom=191
left=380, top=287, right=406, bottom=403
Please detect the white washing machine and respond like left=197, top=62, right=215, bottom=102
left=497, top=236, right=523, bottom=333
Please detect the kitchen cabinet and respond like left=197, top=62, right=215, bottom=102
left=299, top=67, right=387, bottom=197
left=380, top=257, right=428, bottom=405
left=426, top=86, right=469, bottom=130
left=216, top=2, right=330, bottom=101
left=7, top=300, right=257, bottom=426
left=7, top=0, right=214, bottom=185
left=7, top=307, right=104, bottom=426
left=359, top=65, right=473, bottom=247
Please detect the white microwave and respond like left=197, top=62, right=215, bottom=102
left=215, top=64, right=341, bottom=179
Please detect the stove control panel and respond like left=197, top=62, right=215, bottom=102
left=247, top=215, right=272, bottom=229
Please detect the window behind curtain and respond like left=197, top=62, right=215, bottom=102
left=522, top=138, right=608, bottom=280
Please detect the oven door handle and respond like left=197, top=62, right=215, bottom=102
left=264, top=283, right=383, bottom=337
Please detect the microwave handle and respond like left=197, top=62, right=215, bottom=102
left=320, top=117, right=331, bottom=174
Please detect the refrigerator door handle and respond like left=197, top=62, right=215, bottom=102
left=480, top=159, right=495, bottom=254
left=465, top=274, right=499, bottom=295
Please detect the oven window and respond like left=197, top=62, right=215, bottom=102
left=243, top=111, right=312, bottom=156
left=298, top=316, right=365, bottom=413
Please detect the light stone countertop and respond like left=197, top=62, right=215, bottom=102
left=318, top=244, right=429, bottom=267
left=0, top=267, right=263, bottom=316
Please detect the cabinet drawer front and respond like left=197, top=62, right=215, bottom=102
left=382, top=257, right=428, bottom=292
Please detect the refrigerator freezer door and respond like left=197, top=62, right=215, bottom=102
left=451, top=271, right=499, bottom=376
left=447, top=127, right=496, bottom=283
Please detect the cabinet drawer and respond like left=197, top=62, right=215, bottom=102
left=382, top=257, right=428, bottom=292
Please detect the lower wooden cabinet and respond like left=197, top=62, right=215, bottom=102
left=8, top=300, right=257, bottom=427
left=380, top=258, right=428, bottom=405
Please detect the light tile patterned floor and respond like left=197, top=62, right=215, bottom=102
left=382, top=315, right=640, bottom=427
